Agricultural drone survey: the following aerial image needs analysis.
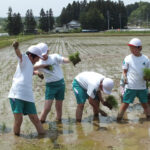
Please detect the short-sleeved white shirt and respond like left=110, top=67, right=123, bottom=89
left=75, top=71, right=105, bottom=99
left=35, top=54, right=64, bottom=83
left=122, top=54, right=150, bottom=89
left=8, top=54, right=34, bottom=102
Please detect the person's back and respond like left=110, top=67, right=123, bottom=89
left=75, top=71, right=105, bottom=92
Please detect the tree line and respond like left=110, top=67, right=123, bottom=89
left=126, top=2, right=150, bottom=27
left=57, top=0, right=127, bottom=31
left=4, top=1, right=150, bottom=35
left=5, top=7, right=54, bottom=35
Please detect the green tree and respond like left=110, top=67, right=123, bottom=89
left=39, top=8, right=48, bottom=32
left=48, top=9, right=54, bottom=31
left=80, top=8, right=104, bottom=31
left=12, top=13, right=23, bottom=35
left=5, top=7, right=13, bottom=35
left=128, top=2, right=150, bottom=26
left=5, top=7, right=23, bottom=35
left=24, top=9, right=36, bottom=33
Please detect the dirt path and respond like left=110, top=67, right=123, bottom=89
left=0, top=36, right=150, bottom=150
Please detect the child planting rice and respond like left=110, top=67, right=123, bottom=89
left=34, top=43, right=80, bottom=123
left=72, top=71, right=114, bottom=122
left=117, top=38, right=150, bottom=121
left=8, top=41, right=45, bottom=136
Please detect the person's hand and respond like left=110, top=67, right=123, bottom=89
left=99, top=109, right=107, bottom=116
left=12, top=41, right=19, bottom=49
left=103, top=101, right=112, bottom=110
left=38, top=73, right=44, bottom=80
left=124, top=76, right=128, bottom=84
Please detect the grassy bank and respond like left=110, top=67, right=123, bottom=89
left=0, top=35, right=37, bottom=49
left=1, top=31, right=150, bottom=49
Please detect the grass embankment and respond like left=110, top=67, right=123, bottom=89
left=1, top=31, right=150, bottom=49
left=0, top=35, right=37, bottom=49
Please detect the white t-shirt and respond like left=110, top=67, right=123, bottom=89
left=8, top=54, right=34, bottom=102
left=122, top=54, right=150, bottom=89
left=35, top=54, right=64, bottom=83
left=75, top=71, right=105, bottom=99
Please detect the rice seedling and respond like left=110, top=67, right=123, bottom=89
left=38, top=73, right=44, bottom=80
left=143, top=68, right=150, bottom=81
left=44, top=65, right=53, bottom=71
left=143, top=68, right=150, bottom=88
left=1, top=122, right=6, bottom=133
left=105, top=95, right=118, bottom=109
left=69, top=51, right=81, bottom=66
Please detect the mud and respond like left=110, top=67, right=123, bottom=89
left=0, top=36, right=150, bottom=150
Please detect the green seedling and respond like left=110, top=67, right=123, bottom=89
left=105, top=95, right=118, bottom=109
left=143, top=68, right=150, bottom=81
left=1, top=122, right=6, bottom=132
left=69, top=51, right=81, bottom=66
left=45, top=65, right=53, bottom=71
left=143, top=68, right=150, bottom=88
left=38, top=73, right=44, bottom=80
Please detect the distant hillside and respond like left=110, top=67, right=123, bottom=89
left=126, top=2, right=150, bottom=26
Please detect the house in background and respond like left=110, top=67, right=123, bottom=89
left=54, top=20, right=81, bottom=33
left=67, top=20, right=81, bottom=30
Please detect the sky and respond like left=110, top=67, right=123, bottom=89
left=0, top=0, right=150, bottom=17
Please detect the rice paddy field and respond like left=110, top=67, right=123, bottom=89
left=0, top=34, right=150, bottom=150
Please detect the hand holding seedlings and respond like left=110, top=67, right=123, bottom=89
left=104, top=95, right=118, bottom=109
left=12, top=41, right=19, bottom=49
left=38, top=73, right=44, bottom=80
left=69, top=51, right=81, bottom=66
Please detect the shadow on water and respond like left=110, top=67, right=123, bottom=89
left=21, top=120, right=74, bottom=149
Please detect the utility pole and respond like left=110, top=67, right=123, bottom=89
left=107, top=10, right=110, bottom=30
left=147, top=13, right=149, bottom=28
left=119, top=13, right=121, bottom=29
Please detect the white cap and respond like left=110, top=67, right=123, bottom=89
left=102, top=78, right=114, bottom=95
left=36, top=43, right=48, bottom=55
left=128, top=38, right=142, bottom=47
left=27, top=45, right=43, bottom=59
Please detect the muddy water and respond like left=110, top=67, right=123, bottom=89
left=0, top=36, right=150, bottom=150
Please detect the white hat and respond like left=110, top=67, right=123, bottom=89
left=102, top=78, right=114, bottom=95
left=36, top=43, right=48, bottom=55
left=27, top=45, right=43, bottom=59
left=128, top=38, right=142, bottom=47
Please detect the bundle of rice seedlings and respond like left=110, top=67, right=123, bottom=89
left=105, top=95, right=118, bottom=109
left=45, top=65, right=53, bottom=71
left=69, top=51, right=81, bottom=66
left=143, top=68, right=150, bottom=81
left=38, top=73, right=44, bottom=80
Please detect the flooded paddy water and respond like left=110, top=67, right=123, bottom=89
left=0, top=35, right=150, bottom=150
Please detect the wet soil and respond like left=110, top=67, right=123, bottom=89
left=0, top=36, right=150, bottom=150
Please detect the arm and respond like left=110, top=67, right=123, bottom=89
left=96, top=90, right=105, bottom=104
left=34, top=64, right=49, bottom=71
left=33, top=70, right=44, bottom=79
left=12, top=41, right=22, bottom=61
left=63, top=57, right=70, bottom=63
left=123, top=69, right=128, bottom=84
left=88, top=96, right=107, bottom=116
